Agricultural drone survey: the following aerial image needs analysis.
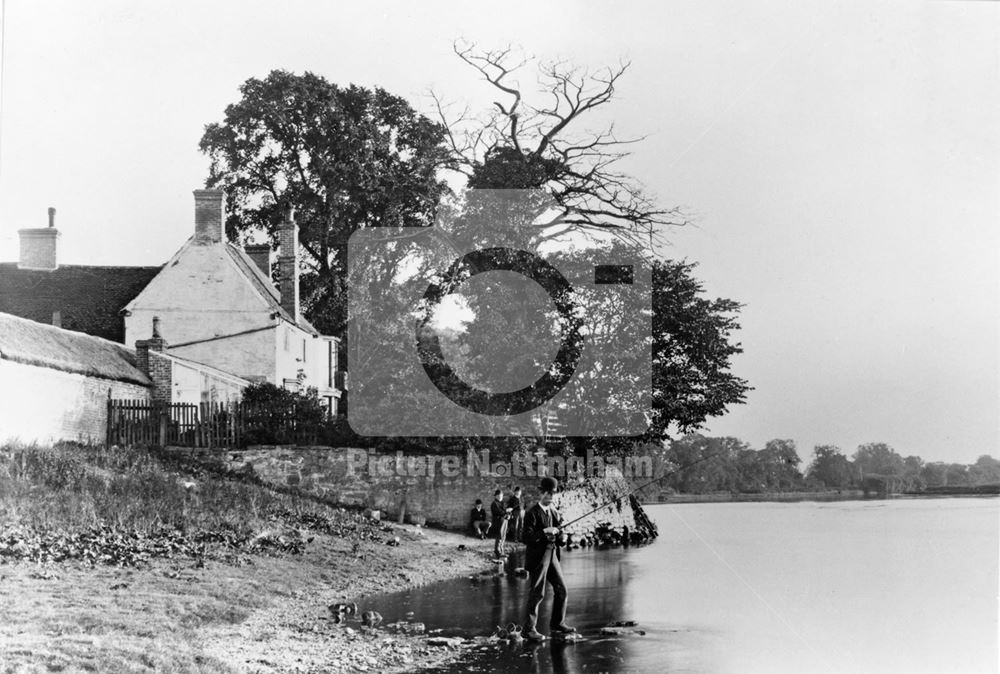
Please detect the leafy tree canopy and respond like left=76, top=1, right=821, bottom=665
left=200, top=70, right=454, bottom=336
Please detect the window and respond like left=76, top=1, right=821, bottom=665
left=327, top=341, right=334, bottom=388
left=283, top=327, right=290, bottom=352
left=302, top=339, right=307, bottom=362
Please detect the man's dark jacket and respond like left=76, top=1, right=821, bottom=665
left=469, top=507, right=487, bottom=527
left=490, top=499, right=507, bottom=526
left=522, top=503, right=563, bottom=570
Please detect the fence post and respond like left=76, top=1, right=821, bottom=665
left=106, top=394, right=113, bottom=446
left=158, top=404, right=168, bottom=447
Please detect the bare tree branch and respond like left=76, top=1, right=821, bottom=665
left=446, top=42, right=687, bottom=246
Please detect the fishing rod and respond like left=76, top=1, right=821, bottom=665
left=558, top=450, right=725, bottom=530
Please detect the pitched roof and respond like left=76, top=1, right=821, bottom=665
left=156, top=350, right=252, bottom=387
left=0, top=311, right=152, bottom=386
left=223, top=243, right=318, bottom=335
left=0, top=263, right=162, bottom=343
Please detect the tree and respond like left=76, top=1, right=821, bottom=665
left=901, top=455, right=925, bottom=491
left=852, top=442, right=904, bottom=478
left=648, top=260, right=750, bottom=442
left=435, top=45, right=748, bottom=444
left=203, top=61, right=749, bottom=449
left=760, top=439, right=803, bottom=490
left=200, top=70, right=454, bottom=336
left=665, top=434, right=720, bottom=493
left=807, top=445, right=852, bottom=489
left=921, top=462, right=948, bottom=488
left=435, top=42, right=689, bottom=247
left=944, top=463, right=970, bottom=487
left=969, top=455, right=1000, bottom=486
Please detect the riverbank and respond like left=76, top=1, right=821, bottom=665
left=0, top=443, right=497, bottom=672
left=1, top=522, right=498, bottom=673
left=656, top=490, right=866, bottom=504
left=655, top=489, right=1000, bottom=504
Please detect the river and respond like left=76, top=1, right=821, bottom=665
left=375, top=498, right=998, bottom=673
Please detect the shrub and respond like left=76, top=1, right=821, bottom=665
left=240, top=382, right=327, bottom=446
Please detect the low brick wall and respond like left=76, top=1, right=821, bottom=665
left=187, top=445, right=655, bottom=539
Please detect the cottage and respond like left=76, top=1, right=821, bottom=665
left=123, top=190, right=341, bottom=415
left=0, top=310, right=263, bottom=444
left=0, top=311, right=151, bottom=444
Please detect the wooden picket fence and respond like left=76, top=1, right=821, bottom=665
left=106, top=399, right=324, bottom=449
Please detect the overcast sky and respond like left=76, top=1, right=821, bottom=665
left=0, top=1, right=996, bottom=464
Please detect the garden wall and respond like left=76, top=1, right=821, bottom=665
left=176, top=445, right=657, bottom=539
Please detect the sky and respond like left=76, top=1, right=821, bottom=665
left=0, top=1, right=996, bottom=464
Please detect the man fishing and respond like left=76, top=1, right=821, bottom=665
left=522, top=476, right=576, bottom=641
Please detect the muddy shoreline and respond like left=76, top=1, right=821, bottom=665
left=0, top=522, right=499, bottom=673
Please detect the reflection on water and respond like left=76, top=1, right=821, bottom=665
left=369, top=499, right=998, bottom=673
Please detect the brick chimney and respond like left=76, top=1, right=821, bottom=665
left=135, top=317, right=171, bottom=403
left=193, top=189, right=225, bottom=244
left=245, top=244, right=272, bottom=278
left=277, top=207, right=299, bottom=322
left=135, top=315, right=167, bottom=368
left=18, top=207, right=60, bottom=270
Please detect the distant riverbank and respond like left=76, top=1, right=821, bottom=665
left=649, top=489, right=999, bottom=504
left=653, top=490, right=865, bottom=504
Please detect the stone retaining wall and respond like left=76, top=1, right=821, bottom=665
left=173, top=445, right=656, bottom=540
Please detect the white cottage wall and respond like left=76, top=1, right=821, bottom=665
left=0, top=359, right=149, bottom=444
left=124, top=243, right=279, bottom=382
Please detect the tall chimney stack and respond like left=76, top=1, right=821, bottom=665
left=18, top=207, right=60, bottom=270
left=277, top=206, right=299, bottom=322
left=193, top=189, right=225, bottom=244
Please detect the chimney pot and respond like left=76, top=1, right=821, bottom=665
left=48, top=207, right=56, bottom=228
left=135, top=317, right=167, bottom=376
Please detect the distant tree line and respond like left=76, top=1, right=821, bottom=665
left=642, top=435, right=1000, bottom=495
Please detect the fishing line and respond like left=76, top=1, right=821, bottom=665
left=668, top=506, right=841, bottom=674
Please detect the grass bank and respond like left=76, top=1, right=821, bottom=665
left=0, top=442, right=495, bottom=673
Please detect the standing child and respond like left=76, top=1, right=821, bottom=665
left=507, top=486, right=525, bottom=543
left=490, top=488, right=512, bottom=557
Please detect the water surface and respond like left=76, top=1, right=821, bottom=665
left=374, top=499, right=998, bottom=673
